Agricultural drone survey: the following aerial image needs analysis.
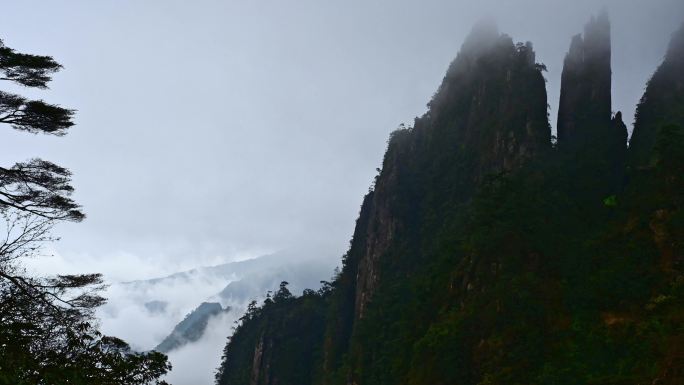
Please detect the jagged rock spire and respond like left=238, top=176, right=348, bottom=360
left=557, top=10, right=614, bottom=150
left=556, top=11, right=627, bottom=195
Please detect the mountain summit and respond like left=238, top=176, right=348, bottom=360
left=557, top=11, right=627, bottom=194
left=557, top=10, right=613, bottom=149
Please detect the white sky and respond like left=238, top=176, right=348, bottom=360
left=1, top=0, right=682, bottom=281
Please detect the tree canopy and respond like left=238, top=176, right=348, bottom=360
left=0, top=37, right=171, bottom=384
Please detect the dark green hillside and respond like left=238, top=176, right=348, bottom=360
left=215, top=283, right=330, bottom=385
left=216, top=16, right=684, bottom=385
left=155, top=302, right=228, bottom=353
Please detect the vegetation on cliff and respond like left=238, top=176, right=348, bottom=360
left=216, top=16, right=684, bottom=385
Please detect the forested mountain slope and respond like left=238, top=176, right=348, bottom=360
left=215, top=16, right=684, bottom=385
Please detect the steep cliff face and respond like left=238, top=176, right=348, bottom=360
left=352, top=21, right=550, bottom=321
left=216, top=17, right=684, bottom=385
left=426, top=21, right=551, bottom=178
left=629, top=23, right=684, bottom=167
left=217, top=23, right=551, bottom=385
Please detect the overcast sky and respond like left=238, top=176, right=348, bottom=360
left=1, top=0, right=682, bottom=281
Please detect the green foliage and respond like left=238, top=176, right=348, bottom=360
left=216, top=282, right=328, bottom=385
left=603, top=195, right=618, bottom=207
left=0, top=321, right=171, bottom=385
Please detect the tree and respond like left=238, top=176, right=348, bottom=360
left=0, top=38, right=171, bottom=384
left=274, top=281, right=293, bottom=302
left=0, top=39, right=62, bottom=88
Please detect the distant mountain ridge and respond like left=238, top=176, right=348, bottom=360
left=104, top=248, right=338, bottom=355
left=122, top=253, right=295, bottom=287
left=155, top=302, right=229, bottom=353
left=149, top=256, right=336, bottom=354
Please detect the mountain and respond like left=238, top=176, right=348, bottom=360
left=123, top=250, right=330, bottom=290
left=97, top=248, right=338, bottom=354
left=155, top=302, right=229, bottom=353
left=215, top=16, right=684, bottom=385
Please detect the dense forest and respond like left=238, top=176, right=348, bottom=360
left=216, top=13, right=684, bottom=385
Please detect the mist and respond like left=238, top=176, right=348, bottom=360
left=1, top=0, right=683, bottom=384
left=2, top=0, right=681, bottom=280
left=164, top=312, right=239, bottom=385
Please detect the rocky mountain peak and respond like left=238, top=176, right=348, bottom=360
left=352, top=23, right=551, bottom=320
left=557, top=11, right=612, bottom=151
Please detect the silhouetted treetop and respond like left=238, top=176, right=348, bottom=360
left=0, top=39, right=62, bottom=88
left=0, top=90, right=75, bottom=135
left=0, top=39, right=75, bottom=136
left=0, top=39, right=79, bottom=222
left=0, top=159, right=84, bottom=221
left=274, top=281, right=293, bottom=302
